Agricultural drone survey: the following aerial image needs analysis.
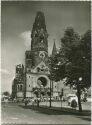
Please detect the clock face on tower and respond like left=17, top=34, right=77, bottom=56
left=39, top=51, right=45, bottom=59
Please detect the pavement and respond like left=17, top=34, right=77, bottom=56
left=1, top=101, right=91, bottom=124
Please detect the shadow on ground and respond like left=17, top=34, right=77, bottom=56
left=76, top=116, right=91, bottom=121
left=18, top=104, right=91, bottom=117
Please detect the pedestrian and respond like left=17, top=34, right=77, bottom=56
left=4, top=98, right=8, bottom=107
left=24, top=98, right=28, bottom=106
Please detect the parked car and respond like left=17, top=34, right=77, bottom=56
left=67, top=94, right=78, bottom=106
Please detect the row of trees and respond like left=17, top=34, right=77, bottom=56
left=49, top=27, right=91, bottom=112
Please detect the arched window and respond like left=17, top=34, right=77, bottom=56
left=17, top=85, right=20, bottom=91
left=20, top=85, right=23, bottom=91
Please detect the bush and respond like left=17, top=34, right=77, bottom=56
left=71, top=99, right=77, bottom=108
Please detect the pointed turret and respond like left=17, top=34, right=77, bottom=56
left=52, top=39, right=57, bottom=56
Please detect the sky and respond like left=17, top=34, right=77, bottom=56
left=1, top=1, right=91, bottom=93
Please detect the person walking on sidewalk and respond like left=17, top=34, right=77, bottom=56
left=24, top=98, right=29, bottom=106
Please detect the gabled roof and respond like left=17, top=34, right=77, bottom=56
left=32, top=61, right=49, bottom=74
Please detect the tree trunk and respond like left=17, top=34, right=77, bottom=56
left=49, top=80, right=52, bottom=107
left=77, top=83, right=82, bottom=112
left=37, top=100, right=39, bottom=107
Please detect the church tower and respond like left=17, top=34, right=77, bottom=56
left=31, top=11, right=48, bottom=67
left=25, top=12, right=50, bottom=98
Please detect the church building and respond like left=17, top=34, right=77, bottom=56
left=12, top=11, right=57, bottom=99
left=25, top=11, right=50, bottom=98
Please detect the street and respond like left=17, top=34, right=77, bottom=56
left=1, top=102, right=91, bottom=124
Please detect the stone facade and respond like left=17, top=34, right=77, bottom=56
left=25, top=11, right=50, bottom=98
left=12, top=64, right=24, bottom=99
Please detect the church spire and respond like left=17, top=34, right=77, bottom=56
left=31, top=11, right=48, bottom=52
left=52, top=39, right=57, bottom=56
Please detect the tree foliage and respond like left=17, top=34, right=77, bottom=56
left=79, top=30, right=91, bottom=88
left=3, top=91, right=10, bottom=96
left=49, top=27, right=91, bottom=89
left=61, top=27, right=91, bottom=90
left=49, top=27, right=91, bottom=111
left=48, top=52, right=67, bottom=82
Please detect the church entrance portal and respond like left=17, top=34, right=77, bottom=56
left=37, top=77, right=47, bottom=87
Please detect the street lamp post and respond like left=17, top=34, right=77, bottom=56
left=40, top=85, right=43, bottom=101
left=60, top=88, right=63, bottom=108
left=79, top=77, right=82, bottom=82
left=77, top=77, right=82, bottom=112
left=50, top=80, right=52, bottom=107
left=61, top=94, right=62, bottom=108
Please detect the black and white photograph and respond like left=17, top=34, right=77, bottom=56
left=1, top=1, right=91, bottom=124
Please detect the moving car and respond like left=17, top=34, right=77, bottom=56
left=67, top=94, right=78, bottom=106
